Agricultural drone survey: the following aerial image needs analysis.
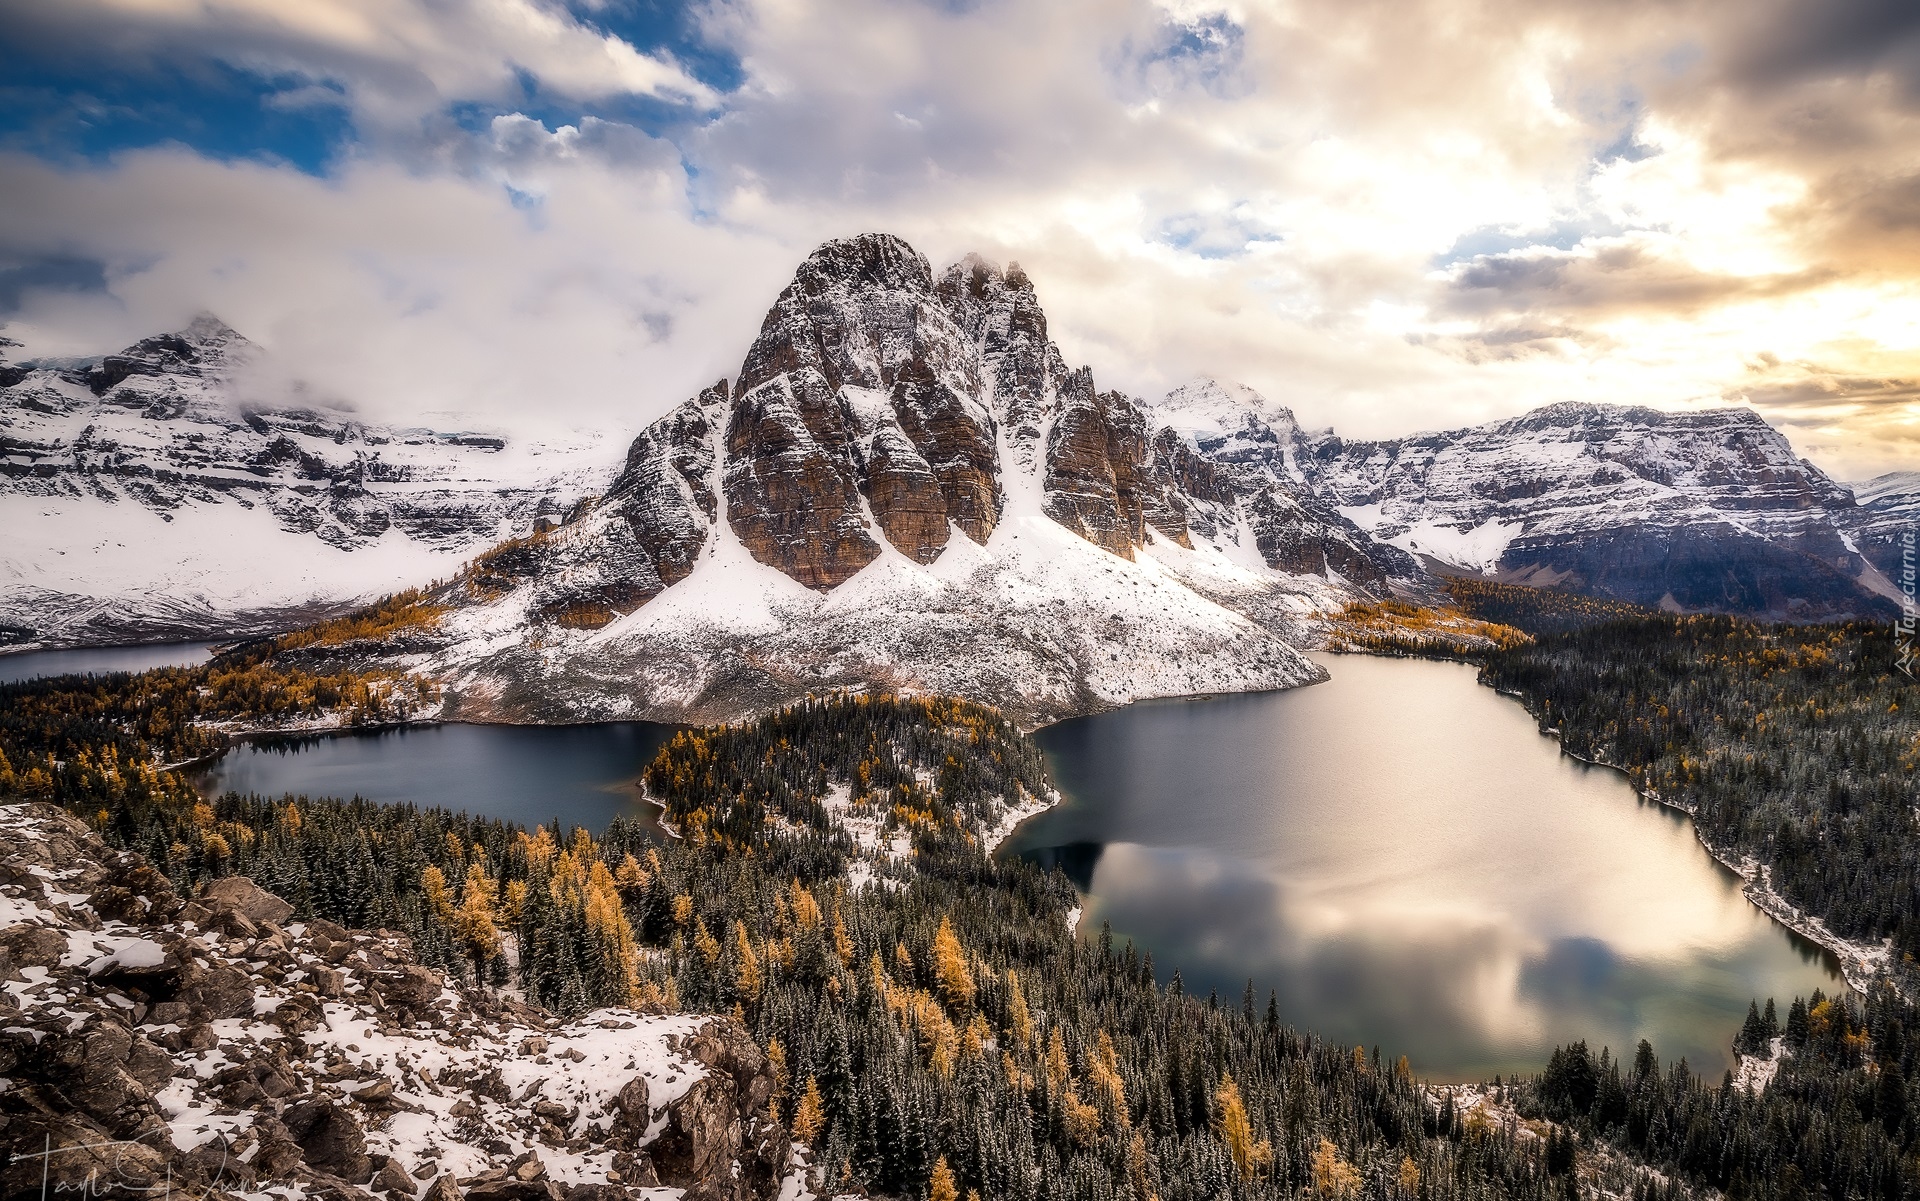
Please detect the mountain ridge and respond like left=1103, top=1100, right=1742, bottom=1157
left=0, top=318, right=611, bottom=648
left=2, top=233, right=1902, bottom=694
left=369, top=234, right=1379, bottom=725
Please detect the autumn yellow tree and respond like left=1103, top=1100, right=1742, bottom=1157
left=932, top=915, right=975, bottom=1010
left=766, top=1039, right=789, bottom=1114
left=1127, top=1128, right=1159, bottom=1201
left=792, top=1076, right=825, bottom=1145
left=1044, top=1026, right=1071, bottom=1090
left=613, top=852, right=649, bottom=895
left=1061, top=1082, right=1101, bottom=1146
left=453, top=861, right=504, bottom=982
left=788, top=878, right=821, bottom=929
left=1089, top=1030, right=1128, bottom=1114
left=1312, top=1138, right=1362, bottom=1198
left=695, top=918, right=721, bottom=965
left=1397, top=1155, right=1421, bottom=1195
left=1216, top=1073, right=1274, bottom=1181
left=929, top=1156, right=958, bottom=1201
left=421, top=864, right=454, bottom=922
left=831, top=903, right=855, bottom=965
left=1006, top=971, right=1033, bottom=1052
left=731, top=920, right=762, bottom=1004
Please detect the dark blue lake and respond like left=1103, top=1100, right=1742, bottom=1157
left=0, top=641, right=218, bottom=684
left=196, top=721, right=676, bottom=833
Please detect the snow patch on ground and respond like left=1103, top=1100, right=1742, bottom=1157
left=1734, top=1036, right=1787, bottom=1093
left=1356, top=514, right=1524, bottom=574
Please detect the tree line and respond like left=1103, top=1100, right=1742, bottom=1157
left=9, top=600, right=1920, bottom=1197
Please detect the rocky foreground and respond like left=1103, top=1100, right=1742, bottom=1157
left=0, top=803, right=796, bottom=1201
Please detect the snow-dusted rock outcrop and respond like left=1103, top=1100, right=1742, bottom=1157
left=1153, top=379, right=1417, bottom=590
left=0, top=802, right=793, bottom=1201
left=0, top=319, right=609, bottom=647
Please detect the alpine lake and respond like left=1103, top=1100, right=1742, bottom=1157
left=4, top=640, right=1836, bottom=1082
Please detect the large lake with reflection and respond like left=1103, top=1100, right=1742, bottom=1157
left=1007, top=652, right=1840, bottom=1082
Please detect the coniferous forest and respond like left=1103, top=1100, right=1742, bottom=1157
left=4, top=602, right=1920, bottom=1199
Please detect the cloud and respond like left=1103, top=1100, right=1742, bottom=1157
left=1442, top=236, right=1834, bottom=320
left=0, top=0, right=1915, bottom=479
left=1, top=0, right=718, bottom=131
left=0, top=255, right=110, bottom=317
left=0, top=145, right=793, bottom=438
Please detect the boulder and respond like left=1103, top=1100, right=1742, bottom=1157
left=372, top=1157, right=417, bottom=1197
left=369, top=964, right=442, bottom=1014
left=88, top=856, right=181, bottom=923
left=283, top=1100, right=373, bottom=1183
left=179, top=962, right=257, bottom=1020
left=198, top=876, right=296, bottom=926
left=0, top=925, right=68, bottom=971
left=649, top=1076, right=738, bottom=1191
left=463, top=1180, right=562, bottom=1201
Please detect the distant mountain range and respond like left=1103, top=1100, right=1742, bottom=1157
left=2, top=233, right=1908, bottom=716
left=0, top=317, right=608, bottom=646
left=1298, top=399, right=1898, bottom=621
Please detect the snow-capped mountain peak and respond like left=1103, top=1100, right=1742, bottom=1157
left=307, top=238, right=1415, bottom=725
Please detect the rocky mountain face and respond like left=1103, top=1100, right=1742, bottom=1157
left=1844, top=472, right=1919, bottom=589
left=1290, top=402, right=1897, bottom=621
left=0, top=802, right=794, bottom=1201
left=705, top=237, right=1379, bottom=585
left=382, top=235, right=1403, bottom=726
left=1153, top=379, right=1415, bottom=589
left=0, top=318, right=607, bottom=647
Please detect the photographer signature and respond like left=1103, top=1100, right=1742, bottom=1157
left=8, top=1131, right=228, bottom=1201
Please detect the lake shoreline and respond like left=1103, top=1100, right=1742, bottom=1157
left=1489, top=678, right=1888, bottom=997
left=1550, top=741, right=1885, bottom=996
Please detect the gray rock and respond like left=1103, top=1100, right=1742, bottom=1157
left=199, top=876, right=296, bottom=926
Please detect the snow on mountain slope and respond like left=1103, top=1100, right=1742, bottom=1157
left=1844, top=471, right=1920, bottom=585
left=0, top=318, right=612, bottom=647
left=285, top=236, right=1373, bottom=726
left=1156, top=377, right=1307, bottom=482
left=424, top=453, right=1340, bottom=728
left=1294, top=402, right=1894, bottom=620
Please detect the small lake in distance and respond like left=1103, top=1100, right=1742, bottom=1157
left=1008, top=652, right=1840, bottom=1082
left=0, top=641, right=220, bottom=684
left=197, top=722, right=677, bottom=833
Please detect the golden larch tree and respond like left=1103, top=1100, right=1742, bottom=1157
left=792, top=1077, right=825, bottom=1145
left=932, top=915, right=975, bottom=1010
left=929, top=1157, right=958, bottom=1201
left=1216, top=1073, right=1274, bottom=1181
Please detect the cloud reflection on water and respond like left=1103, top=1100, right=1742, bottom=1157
left=1017, top=654, right=1841, bottom=1082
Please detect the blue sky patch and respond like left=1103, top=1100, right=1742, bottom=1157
left=0, top=1, right=739, bottom=176
left=0, top=59, right=353, bottom=175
